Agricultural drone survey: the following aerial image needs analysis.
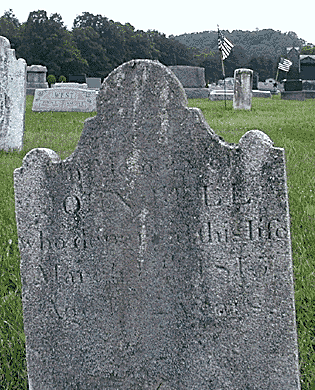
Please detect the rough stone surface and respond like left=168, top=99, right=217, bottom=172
left=0, top=36, right=27, bottom=151
left=26, top=65, right=48, bottom=95
left=52, top=83, right=88, bottom=89
left=168, top=65, right=206, bottom=87
left=14, top=59, right=301, bottom=390
left=233, top=68, right=253, bottom=110
left=32, top=88, right=97, bottom=112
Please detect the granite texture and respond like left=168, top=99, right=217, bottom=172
left=32, top=88, right=97, bottom=112
left=14, top=59, right=300, bottom=389
left=233, top=68, right=253, bottom=110
left=0, top=36, right=26, bottom=151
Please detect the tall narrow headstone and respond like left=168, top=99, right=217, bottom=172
left=0, top=36, right=27, bottom=151
left=14, top=59, right=301, bottom=389
left=233, top=68, right=253, bottom=110
left=26, top=65, right=48, bottom=95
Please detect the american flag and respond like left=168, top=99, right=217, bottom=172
left=217, top=28, right=234, bottom=60
left=278, top=58, right=292, bottom=72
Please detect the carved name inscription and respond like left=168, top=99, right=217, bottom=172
left=32, top=88, right=97, bottom=112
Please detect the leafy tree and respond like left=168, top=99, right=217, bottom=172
left=18, top=10, right=88, bottom=79
left=73, top=12, right=125, bottom=70
left=47, top=74, right=56, bottom=86
left=0, top=9, right=22, bottom=52
left=301, top=45, right=315, bottom=55
left=72, top=26, right=111, bottom=78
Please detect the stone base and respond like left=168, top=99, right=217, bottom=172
left=209, top=90, right=234, bottom=101
left=281, top=90, right=315, bottom=100
left=184, top=88, right=210, bottom=99
left=253, top=90, right=272, bottom=98
left=209, top=90, right=271, bottom=101
left=26, top=85, right=49, bottom=96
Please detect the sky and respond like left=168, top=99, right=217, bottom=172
left=2, top=0, right=315, bottom=46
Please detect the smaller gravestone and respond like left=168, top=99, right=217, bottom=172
left=32, top=88, right=97, bottom=112
left=69, top=74, right=86, bottom=83
left=168, top=65, right=205, bottom=87
left=252, top=71, right=259, bottom=89
left=168, top=65, right=209, bottom=98
left=284, top=48, right=302, bottom=91
left=300, top=55, right=315, bottom=80
left=52, top=83, right=88, bottom=89
left=86, top=77, right=102, bottom=90
left=233, top=68, right=253, bottom=110
left=26, top=65, right=48, bottom=95
left=0, top=36, right=27, bottom=151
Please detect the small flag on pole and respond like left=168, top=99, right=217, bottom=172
left=278, top=58, right=292, bottom=72
left=217, top=28, right=234, bottom=60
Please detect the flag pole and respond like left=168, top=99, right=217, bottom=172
left=218, top=25, right=226, bottom=109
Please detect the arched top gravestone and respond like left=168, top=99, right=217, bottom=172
left=14, top=59, right=300, bottom=389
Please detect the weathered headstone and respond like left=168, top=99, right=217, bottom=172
left=168, top=65, right=209, bottom=98
left=233, top=68, right=253, bottom=110
left=168, top=65, right=205, bottom=87
left=69, top=74, right=86, bottom=83
left=300, top=55, right=315, bottom=80
left=14, top=59, right=301, bottom=389
left=26, top=65, right=48, bottom=95
left=252, top=71, right=259, bottom=90
left=0, top=36, right=27, bottom=151
left=51, top=82, right=88, bottom=89
left=32, top=88, right=97, bottom=112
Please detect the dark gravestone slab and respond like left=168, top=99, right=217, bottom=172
left=14, top=59, right=301, bottom=390
left=68, top=74, right=86, bottom=83
left=284, top=79, right=303, bottom=91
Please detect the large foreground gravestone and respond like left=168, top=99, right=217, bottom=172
left=0, top=36, right=27, bottom=151
left=14, top=59, right=301, bottom=389
left=32, top=88, right=97, bottom=112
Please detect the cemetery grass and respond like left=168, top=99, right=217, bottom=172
left=0, top=94, right=314, bottom=389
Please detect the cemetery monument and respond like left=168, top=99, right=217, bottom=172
left=168, top=65, right=209, bottom=98
left=0, top=36, right=27, bottom=151
left=233, top=68, right=253, bottom=110
left=14, top=59, right=301, bottom=389
left=32, top=88, right=97, bottom=112
left=26, top=65, right=48, bottom=95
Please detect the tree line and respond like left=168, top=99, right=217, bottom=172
left=1, top=9, right=314, bottom=84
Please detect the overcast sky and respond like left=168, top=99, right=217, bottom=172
left=2, top=0, right=315, bottom=46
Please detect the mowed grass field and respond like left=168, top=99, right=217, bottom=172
left=0, top=94, right=314, bottom=389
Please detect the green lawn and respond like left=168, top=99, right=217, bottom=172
left=0, top=94, right=314, bottom=389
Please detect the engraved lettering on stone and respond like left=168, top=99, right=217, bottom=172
left=63, top=195, right=80, bottom=214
